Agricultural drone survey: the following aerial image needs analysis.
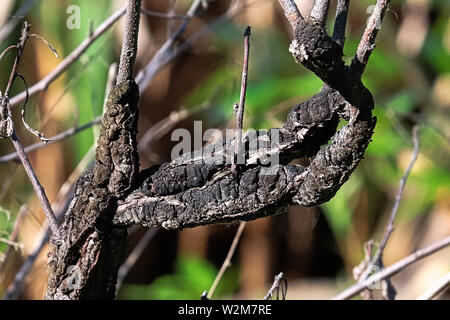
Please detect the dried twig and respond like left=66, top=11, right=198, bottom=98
left=135, top=0, right=203, bottom=91
left=0, top=45, right=18, bottom=62
left=351, top=0, right=391, bottom=76
left=140, top=8, right=187, bottom=20
left=0, top=116, right=101, bottom=163
left=332, top=236, right=450, bottom=300
left=417, top=271, right=450, bottom=300
left=0, top=22, right=59, bottom=236
left=8, top=4, right=127, bottom=108
left=358, top=125, right=420, bottom=298
left=263, top=272, right=288, bottom=300
left=137, top=100, right=213, bottom=153
left=116, top=228, right=158, bottom=291
left=232, top=26, right=251, bottom=172
left=207, top=222, right=246, bottom=300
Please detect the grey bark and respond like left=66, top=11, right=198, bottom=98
left=46, top=2, right=376, bottom=299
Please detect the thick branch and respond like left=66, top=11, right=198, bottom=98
left=117, top=0, right=141, bottom=83
left=46, top=0, right=142, bottom=300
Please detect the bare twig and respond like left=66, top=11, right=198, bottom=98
left=136, top=0, right=246, bottom=92
left=278, top=0, right=302, bottom=30
left=0, top=45, right=18, bottom=62
left=137, top=100, right=213, bottom=152
left=135, top=0, right=203, bottom=91
left=0, top=116, right=101, bottom=163
left=8, top=4, right=127, bottom=108
left=117, top=0, right=142, bottom=84
left=17, top=73, right=51, bottom=142
left=351, top=0, right=391, bottom=76
left=28, top=34, right=60, bottom=59
left=332, top=236, right=450, bottom=300
left=232, top=26, right=251, bottom=172
left=332, top=0, right=350, bottom=47
left=417, top=271, right=450, bottom=300
left=310, top=0, right=330, bottom=27
left=263, top=272, right=288, bottom=300
left=140, top=8, right=187, bottom=20
left=358, top=126, right=420, bottom=294
left=1, top=22, right=59, bottom=236
left=207, top=221, right=246, bottom=299
left=116, top=228, right=158, bottom=291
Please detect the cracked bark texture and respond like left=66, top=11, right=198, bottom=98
left=46, top=81, right=140, bottom=299
left=46, top=1, right=377, bottom=299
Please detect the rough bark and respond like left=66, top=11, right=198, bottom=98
left=46, top=1, right=377, bottom=299
left=46, top=81, right=140, bottom=299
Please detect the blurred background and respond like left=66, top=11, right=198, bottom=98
left=0, top=0, right=449, bottom=300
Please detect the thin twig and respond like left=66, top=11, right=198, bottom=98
left=8, top=4, right=127, bottom=108
left=116, top=228, right=158, bottom=292
left=358, top=126, right=420, bottom=289
left=332, top=236, right=450, bottom=300
left=351, top=0, right=391, bottom=76
left=263, top=272, right=288, bottom=300
left=137, top=100, right=213, bottom=152
left=140, top=8, right=187, bottom=20
left=416, top=271, right=450, bottom=300
left=332, top=0, right=350, bottom=47
left=310, top=0, right=330, bottom=27
left=0, top=45, right=18, bottom=62
left=17, top=73, right=51, bottom=142
left=207, top=221, right=246, bottom=299
left=1, top=22, right=59, bottom=236
left=27, top=34, right=60, bottom=59
left=232, top=26, right=251, bottom=172
left=135, top=0, right=203, bottom=91
left=0, top=117, right=101, bottom=163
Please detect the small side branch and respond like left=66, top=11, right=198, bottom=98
left=232, top=26, right=251, bottom=171
left=0, top=22, right=59, bottom=236
left=351, top=0, right=391, bottom=76
left=207, top=222, right=246, bottom=299
left=263, top=272, right=288, bottom=300
left=358, top=126, right=420, bottom=294
left=8, top=4, right=127, bottom=107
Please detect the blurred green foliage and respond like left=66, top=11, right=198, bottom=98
left=0, top=207, right=12, bottom=257
left=118, top=255, right=238, bottom=300
left=36, top=0, right=115, bottom=163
